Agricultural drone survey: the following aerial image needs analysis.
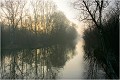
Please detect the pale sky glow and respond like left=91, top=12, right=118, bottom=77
left=0, top=0, right=85, bottom=35
left=1, top=0, right=118, bottom=79
left=52, top=0, right=85, bottom=35
left=52, top=0, right=79, bottom=25
left=0, top=0, right=115, bottom=27
left=52, top=0, right=116, bottom=35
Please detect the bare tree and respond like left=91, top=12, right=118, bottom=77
left=0, top=0, right=26, bottom=44
left=73, top=0, right=109, bottom=57
left=30, top=0, right=56, bottom=35
left=74, top=0, right=119, bottom=78
left=74, top=0, right=110, bottom=32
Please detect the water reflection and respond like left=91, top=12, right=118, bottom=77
left=1, top=45, right=75, bottom=79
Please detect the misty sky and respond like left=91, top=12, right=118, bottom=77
left=53, top=0, right=79, bottom=25
left=0, top=0, right=116, bottom=34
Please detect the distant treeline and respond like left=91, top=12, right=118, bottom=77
left=1, top=12, right=78, bottom=49
left=83, top=10, right=119, bottom=78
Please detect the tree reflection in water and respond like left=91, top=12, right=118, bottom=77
left=1, top=45, right=76, bottom=79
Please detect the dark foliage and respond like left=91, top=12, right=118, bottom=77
left=83, top=11, right=119, bottom=78
left=1, top=12, right=78, bottom=49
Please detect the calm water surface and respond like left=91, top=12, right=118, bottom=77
left=1, top=38, right=105, bottom=79
left=1, top=38, right=86, bottom=79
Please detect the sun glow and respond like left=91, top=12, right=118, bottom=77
left=0, top=0, right=84, bottom=34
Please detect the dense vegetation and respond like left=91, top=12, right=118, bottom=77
left=83, top=9, right=119, bottom=78
left=1, top=12, right=77, bottom=49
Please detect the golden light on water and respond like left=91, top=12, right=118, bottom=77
left=5, top=57, right=11, bottom=64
